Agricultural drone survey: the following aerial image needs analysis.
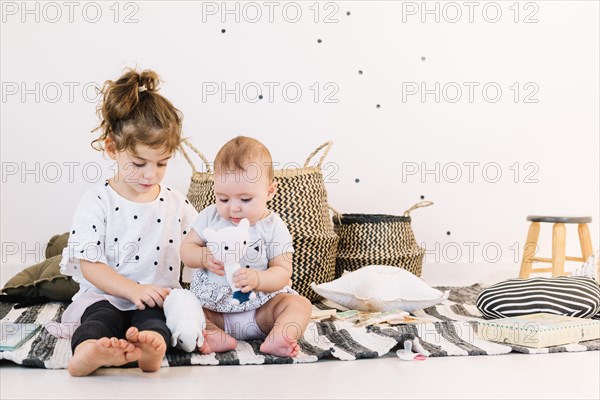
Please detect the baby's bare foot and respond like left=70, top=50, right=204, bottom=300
left=125, top=327, right=166, bottom=372
left=68, top=337, right=141, bottom=377
left=199, top=329, right=237, bottom=354
left=260, top=335, right=300, bottom=358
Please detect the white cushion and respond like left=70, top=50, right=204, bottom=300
left=310, top=265, right=449, bottom=312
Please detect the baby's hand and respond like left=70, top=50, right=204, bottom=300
left=202, top=251, right=225, bottom=276
left=130, top=284, right=171, bottom=310
left=233, top=268, right=259, bottom=293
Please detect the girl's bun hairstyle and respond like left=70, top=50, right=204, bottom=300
left=92, top=68, right=183, bottom=154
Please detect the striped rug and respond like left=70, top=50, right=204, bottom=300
left=1, top=284, right=598, bottom=369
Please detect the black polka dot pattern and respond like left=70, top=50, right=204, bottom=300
left=66, top=181, right=194, bottom=289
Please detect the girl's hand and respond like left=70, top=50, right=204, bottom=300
left=233, top=268, right=259, bottom=293
left=130, top=285, right=171, bottom=310
left=202, top=250, right=225, bottom=276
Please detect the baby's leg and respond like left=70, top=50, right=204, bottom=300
left=199, top=309, right=237, bottom=354
left=255, top=294, right=312, bottom=357
left=68, top=337, right=141, bottom=377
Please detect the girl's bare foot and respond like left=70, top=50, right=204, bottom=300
left=198, top=329, right=237, bottom=354
left=125, top=327, right=167, bottom=372
left=68, top=337, right=141, bottom=377
left=260, top=335, right=300, bottom=358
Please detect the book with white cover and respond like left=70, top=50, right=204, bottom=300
left=1, top=322, right=42, bottom=351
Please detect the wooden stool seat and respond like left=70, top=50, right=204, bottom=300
left=527, top=215, right=592, bottom=224
left=519, top=215, right=593, bottom=278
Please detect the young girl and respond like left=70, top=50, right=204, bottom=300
left=181, top=136, right=312, bottom=358
left=59, top=68, right=197, bottom=376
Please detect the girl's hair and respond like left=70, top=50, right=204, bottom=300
left=91, top=68, right=183, bottom=155
left=214, top=136, right=274, bottom=182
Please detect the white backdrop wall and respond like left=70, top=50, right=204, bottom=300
left=1, top=1, right=598, bottom=276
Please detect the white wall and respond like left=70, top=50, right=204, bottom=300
left=1, top=1, right=598, bottom=277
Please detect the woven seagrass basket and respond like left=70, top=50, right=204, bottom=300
left=332, top=201, right=433, bottom=279
left=181, top=140, right=339, bottom=302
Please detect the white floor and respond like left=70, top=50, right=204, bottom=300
left=1, top=263, right=600, bottom=400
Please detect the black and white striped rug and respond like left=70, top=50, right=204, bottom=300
left=1, top=284, right=598, bottom=369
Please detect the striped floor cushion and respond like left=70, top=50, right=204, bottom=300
left=476, top=276, right=600, bottom=319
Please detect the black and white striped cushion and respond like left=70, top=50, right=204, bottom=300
left=476, top=276, right=600, bottom=319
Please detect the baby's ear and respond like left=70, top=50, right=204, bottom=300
left=239, top=218, right=250, bottom=230
left=202, top=228, right=216, bottom=242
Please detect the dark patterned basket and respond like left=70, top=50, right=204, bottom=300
left=181, top=140, right=338, bottom=302
left=332, top=201, right=433, bottom=278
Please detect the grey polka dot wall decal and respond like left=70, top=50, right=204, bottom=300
left=258, top=94, right=263, bottom=100
left=376, top=104, right=381, bottom=108
left=317, top=39, right=322, bottom=43
left=358, top=70, right=363, bottom=75
left=135, top=255, right=140, bottom=260
left=420, top=195, right=425, bottom=200
left=347, top=11, right=351, bottom=16
left=221, top=28, right=226, bottom=33
left=355, top=178, right=360, bottom=183
left=447, top=231, right=451, bottom=236
left=421, top=56, right=426, bottom=61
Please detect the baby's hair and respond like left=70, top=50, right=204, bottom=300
left=214, top=136, right=274, bottom=182
left=91, top=68, right=183, bottom=155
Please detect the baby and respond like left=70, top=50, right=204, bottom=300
left=181, top=136, right=312, bottom=357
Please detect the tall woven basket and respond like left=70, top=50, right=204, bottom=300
left=332, top=201, right=433, bottom=278
left=181, top=140, right=339, bottom=302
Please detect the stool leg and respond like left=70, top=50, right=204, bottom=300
left=519, top=222, right=540, bottom=279
left=551, top=223, right=566, bottom=277
left=578, top=224, right=593, bottom=261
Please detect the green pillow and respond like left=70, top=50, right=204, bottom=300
left=45, top=232, right=69, bottom=258
left=2, top=255, right=79, bottom=302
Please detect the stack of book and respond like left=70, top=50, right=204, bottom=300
left=477, top=313, right=600, bottom=348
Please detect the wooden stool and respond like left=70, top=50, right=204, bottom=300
left=519, top=215, right=593, bottom=278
